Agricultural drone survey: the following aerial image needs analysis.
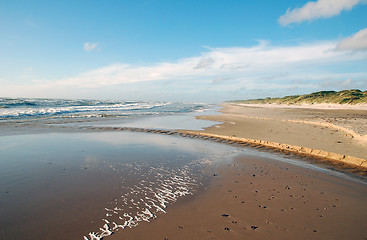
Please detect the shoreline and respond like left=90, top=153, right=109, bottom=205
left=5, top=122, right=364, bottom=171
left=2, top=117, right=366, bottom=170
left=53, top=125, right=367, bottom=170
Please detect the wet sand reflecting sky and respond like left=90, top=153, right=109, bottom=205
left=0, top=131, right=239, bottom=240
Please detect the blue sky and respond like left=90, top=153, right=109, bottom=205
left=1, top=0, right=366, bottom=102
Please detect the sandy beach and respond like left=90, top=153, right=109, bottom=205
left=110, top=154, right=367, bottom=240
left=107, top=103, right=367, bottom=240
left=196, top=103, right=367, bottom=166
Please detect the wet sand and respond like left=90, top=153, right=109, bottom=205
left=109, top=154, right=367, bottom=240
left=0, top=131, right=237, bottom=240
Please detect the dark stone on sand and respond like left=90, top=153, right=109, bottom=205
left=178, top=225, right=184, bottom=229
left=251, top=226, right=258, bottom=230
left=213, top=174, right=217, bottom=176
left=222, top=214, right=230, bottom=217
left=224, top=227, right=230, bottom=231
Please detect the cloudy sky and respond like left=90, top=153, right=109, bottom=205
left=1, top=0, right=366, bottom=102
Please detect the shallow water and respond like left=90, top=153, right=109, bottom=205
left=0, top=131, right=239, bottom=240
left=87, top=105, right=222, bottom=131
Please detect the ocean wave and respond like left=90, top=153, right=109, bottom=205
left=0, top=98, right=208, bottom=121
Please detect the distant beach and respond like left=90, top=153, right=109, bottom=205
left=197, top=103, right=367, bottom=167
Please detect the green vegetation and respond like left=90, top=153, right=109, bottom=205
left=234, top=89, right=367, bottom=105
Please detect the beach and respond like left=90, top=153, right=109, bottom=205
left=1, top=101, right=367, bottom=239
left=3, top=1, right=367, bottom=239
left=109, top=154, right=367, bottom=240
left=107, top=103, right=367, bottom=240
left=196, top=103, right=367, bottom=167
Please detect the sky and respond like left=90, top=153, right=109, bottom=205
left=0, top=0, right=366, bottom=103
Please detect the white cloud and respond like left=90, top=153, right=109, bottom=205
left=34, top=41, right=367, bottom=89
left=336, top=28, right=367, bottom=51
left=83, top=42, right=100, bottom=51
left=194, top=58, right=216, bottom=69
left=2, top=40, right=367, bottom=101
left=279, top=0, right=361, bottom=26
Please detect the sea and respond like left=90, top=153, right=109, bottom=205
left=0, top=98, right=210, bottom=122
left=0, top=97, right=242, bottom=240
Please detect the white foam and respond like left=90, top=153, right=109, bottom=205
left=84, top=158, right=210, bottom=240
